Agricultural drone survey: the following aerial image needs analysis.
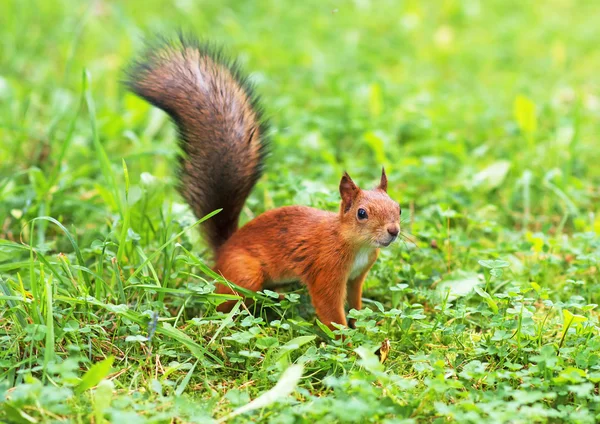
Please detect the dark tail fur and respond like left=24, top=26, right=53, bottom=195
left=124, top=34, right=269, bottom=253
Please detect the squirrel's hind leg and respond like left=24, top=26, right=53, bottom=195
left=215, top=253, right=266, bottom=313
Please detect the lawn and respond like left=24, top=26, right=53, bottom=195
left=2, top=0, right=600, bottom=422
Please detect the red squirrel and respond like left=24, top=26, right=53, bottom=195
left=125, top=35, right=401, bottom=331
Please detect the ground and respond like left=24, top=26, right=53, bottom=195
left=1, top=0, right=600, bottom=423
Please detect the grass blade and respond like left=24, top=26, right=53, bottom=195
left=126, top=210, right=221, bottom=284
left=75, top=356, right=115, bottom=394
left=174, top=360, right=198, bottom=396
left=31, top=216, right=91, bottom=290
left=43, top=275, right=55, bottom=368
left=83, top=69, right=123, bottom=216
left=216, top=364, right=304, bottom=423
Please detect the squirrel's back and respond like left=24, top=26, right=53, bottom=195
left=124, top=34, right=269, bottom=252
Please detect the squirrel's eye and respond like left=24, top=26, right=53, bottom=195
left=357, top=208, right=368, bottom=220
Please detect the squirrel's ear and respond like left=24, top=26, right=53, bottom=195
left=378, top=167, right=388, bottom=192
left=340, top=172, right=359, bottom=212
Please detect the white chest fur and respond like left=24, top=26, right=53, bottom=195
left=349, top=249, right=371, bottom=279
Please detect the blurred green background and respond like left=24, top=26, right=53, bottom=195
left=2, top=0, right=599, bottom=234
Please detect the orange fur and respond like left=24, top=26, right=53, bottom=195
left=215, top=172, right=400, bottom=331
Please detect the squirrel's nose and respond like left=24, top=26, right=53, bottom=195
left=387, top=225, right=399, bottom=237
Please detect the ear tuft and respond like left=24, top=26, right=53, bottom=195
left=340, top=172, right=359, bottom=212
left=378, top=167, right=388, bottom=192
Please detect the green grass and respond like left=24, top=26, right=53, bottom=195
left=2, top=0, right=600, bottom=422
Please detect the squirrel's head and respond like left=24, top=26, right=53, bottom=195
left=338, top=168, right=401, bottom=248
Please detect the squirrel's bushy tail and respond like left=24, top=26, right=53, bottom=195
left=125, top=34, right=269, bottom=253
